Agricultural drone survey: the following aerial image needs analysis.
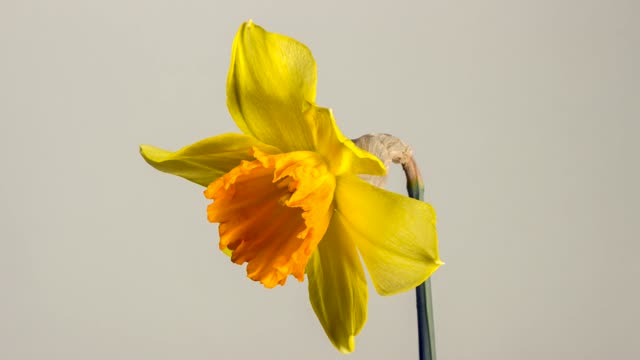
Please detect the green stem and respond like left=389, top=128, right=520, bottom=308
left=403, top=158, right=436, bottom=360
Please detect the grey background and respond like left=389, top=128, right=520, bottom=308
left=2, top=0, right=638, bottom=359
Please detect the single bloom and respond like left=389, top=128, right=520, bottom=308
left=140, top=20, right=442, bottom=353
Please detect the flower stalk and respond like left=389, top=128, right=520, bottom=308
left=353, top=134, right=437, bottom=360
left=402, top=157, right=437, bottom=360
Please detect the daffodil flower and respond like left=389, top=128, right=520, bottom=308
left=140, top=21, right=442, bottom=353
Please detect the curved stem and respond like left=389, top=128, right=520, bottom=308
left=402, top=157, right=437, bottom=360
left=351, top=134, right=437, bottom=360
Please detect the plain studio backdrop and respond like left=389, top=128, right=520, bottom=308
left=2, top=1, right=638, bottom=359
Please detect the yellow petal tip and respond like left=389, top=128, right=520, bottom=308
left=139, top=144, right=162, bottom=163
left=336, top=335, right=355, bottom=354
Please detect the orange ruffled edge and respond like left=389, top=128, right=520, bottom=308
left=204, top=148, right=336, bottom=288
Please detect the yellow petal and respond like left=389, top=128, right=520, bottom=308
left=306, top=214, right=368, bottom=353
left=304, top=105, right=386, bottom=177
left=140, top=133, right=280, bottom=187
left=227, top=21, right=317, bottom=151
left=334, top=175, right=443, bottom=296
